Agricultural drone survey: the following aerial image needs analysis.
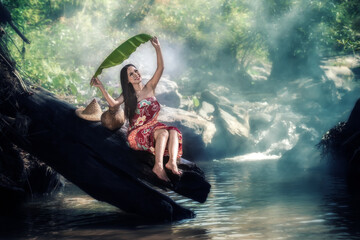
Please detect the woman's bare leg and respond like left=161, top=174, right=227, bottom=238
left=153, top=129, right=170, bottom=181
left=165, top=130, right=181, bottom=175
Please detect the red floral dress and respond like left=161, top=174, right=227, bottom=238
left=127, top=96, right=183, bottom=159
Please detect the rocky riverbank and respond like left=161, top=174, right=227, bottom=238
left=153, top=54, right=360, bottom=162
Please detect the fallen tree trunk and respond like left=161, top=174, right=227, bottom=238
left=0, top=44, right=210, bottom=222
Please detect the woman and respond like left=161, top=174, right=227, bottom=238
left=90, top=37, right=182, bottom=182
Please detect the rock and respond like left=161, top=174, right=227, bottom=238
left=218, top=107, right=249, bottom=138
left=156, top=77, right=182, bottom=108
left=322, top=66, right=354, bottom=91
left=352, top=66, right=360, bottom=79
left=321, top=54, right=360, bottom=91
left=196, top=90, right=250, bottom=157
left=347, top=98, right=360, bottom=132
left=201, top=90, right=231, bottom=106
left=158, top=106, right=216, bottom=159
left=248, top=63, right=271, bottom=82
left=319, top=98, right=360, bottom=186
left=198, top=101, right=215, bottom=121
left=206, top=83, right=231, bottom=96
left=144, top=76, right=182, bottom=108
left=201, top=91, right=250, bottom=137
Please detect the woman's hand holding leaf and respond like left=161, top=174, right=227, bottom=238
left=90, top=77, right=104, bottom=89
left=150, top=36, right=161, bottom=49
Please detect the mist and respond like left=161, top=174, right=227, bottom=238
left=2, top=1, right=360, bottom=238
left=9, top=0, right=360, bottom=166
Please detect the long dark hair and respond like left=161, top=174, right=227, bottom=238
left=120, top=64, right=137, bottom=122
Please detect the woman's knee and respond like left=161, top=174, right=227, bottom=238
left=169, top=129, right=178, bottom=138
left=155, top=129, right=169, bottom=140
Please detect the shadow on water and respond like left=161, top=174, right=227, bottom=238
left=200, top=159, right=360, bottom=239
left=1, top=159, right=360, bottom=239
left=0, top=184, right=210, bottom=240
left=276, top=158, right=360, bottom=239
left=319, top=172, right=360, bottom=238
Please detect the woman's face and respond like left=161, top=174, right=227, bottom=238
left=127, top=66, right=141, bottom=84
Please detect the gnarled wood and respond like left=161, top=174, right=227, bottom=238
left=0, top=43, right=210, bottom=222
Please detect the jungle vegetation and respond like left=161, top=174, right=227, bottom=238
left=2, top=0, right=360, bottom=101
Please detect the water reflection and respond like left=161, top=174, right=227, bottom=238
left=1, top=159, right=360, bottom=239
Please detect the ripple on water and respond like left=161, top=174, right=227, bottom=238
left=1, top=160, right=360, bottom=239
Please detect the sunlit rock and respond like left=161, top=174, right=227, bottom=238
left=322, top=66, right=354, bottom=91
left=321, top=55, right=360, bottom=91
left=200, top=90, right=251, bottom=157
left=154, top=76, right=182, bottom=108
left=218, top=107, right=249, bottom=138
left=247, top=62, right=271, bottom=82
left=201, top=90, right=231, bottom=105
left=158, top=106, right=216, bottom=159
left=207, top=83, right=231, bottom=96
left=201, top=90, right=250, bottom=138
left=141, top=75, right=181, bottom=108
left=198, top=101, right=215, bottom=120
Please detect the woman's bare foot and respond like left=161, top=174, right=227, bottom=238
left=152, top=165, right=170, bottom=182
left=165, top=161, right=182, bottom=176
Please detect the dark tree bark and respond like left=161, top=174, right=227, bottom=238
left=0, top=42, right=210, bottom=222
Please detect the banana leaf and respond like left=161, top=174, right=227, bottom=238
left=93, top=33, right=153, bottom=78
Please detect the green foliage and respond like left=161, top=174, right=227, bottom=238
left=2, top=0, right=360, bottom=103
left=93, top=33, right=152, bottom=77
left=192, top=96, right=200, bottom=108
left=249, top=0, right=360, bottom=79
left=111, top=0, right=155, bottom=28
left=3, top=0, right=124, bottom=103
left=329, top=0, right=360, bottom=54
left=137, top=0, right=270, bottom=92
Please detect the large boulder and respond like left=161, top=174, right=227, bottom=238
left=200, top=90, right=250, bottom=157
left=143, top=75, right=182, bottom=108
left=155, top=88, right=251, bottom=158
left=321, top=55, right=360, bottom=91
left=159, top=89, right=251, bottom=158
left=158, top=106, right=216, bottom=159
left=318, top=98, right=360, bottom=186
left=130, top=78, right=251, bottom=158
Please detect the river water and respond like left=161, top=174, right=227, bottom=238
left=2, top=55, right=360, bottom=239
left=1, top=158, right=359, bottom=240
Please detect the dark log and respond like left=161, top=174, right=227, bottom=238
left=0, top=87, right=211, bottom=221
left=0, top=40, right=210, bottom=222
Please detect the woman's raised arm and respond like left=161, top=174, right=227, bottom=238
left=90, top=77, right=124, bottom=107
left=145, top=37, right=164, bottom=92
